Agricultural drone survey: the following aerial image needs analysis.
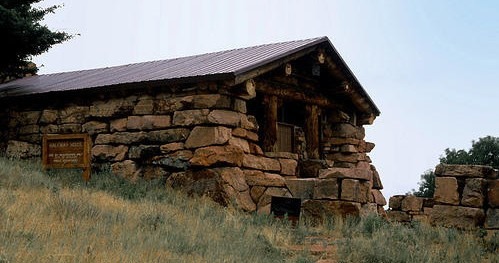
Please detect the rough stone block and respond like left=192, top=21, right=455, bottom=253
left=488, top=179, right=499, bottom=208
left=250, top=186, right=266, bottom=203
left=82, top=121, right=108, bottom=135
left=249, top=142, right=264, bottom=156
left=371, top=189, right=387, bottom=206
left=434, top=177, right=459, bottom=205
left=127, top=115, right=171, bottom=130
left=314, top=179, right=339, bottom=200
left=207, top=110, right=241, bottom=127
left=59, top=106, right=88, bottom=124
left=279, top=158, right=298, bottom=176
left=239, top=114, right=257, bottom=131
left=242, top=154, right=281, bottom=172
left=401, top=195, right=423, bottom=212
left=146, top=129, right=190, bottom=143
left=217, top=167, right=248, bottom=192
left=92, top=145, right=128, bottom=161
left=189, top=145, right=244, bottom=167
left=172, top=109, right=209, bottom=126
left=244, top=170, right=285, bottom=187
left=341, top=179, right=362, bottom=202
left=110, top=118, right=127, bottom=132
left=461, top=178, right=486, bottom=208
left=39, top=110, right=58, bottom=124
left=340, top=144, right=357, bottom=153
left=192, top=94, right=231, bottom=109
left=435, top=164, right=496, bottom=178
left=133, top=99, right=154, bottom=115
left=285, top=178, right=315, bottom=199
left=264, top=152, right=299, bottom=160
left=89, top=98, right=135, bottom=118
left=371, top=165, right=383, bottom=189
left=185, top=126, right=231, bottom=149
left=166, top=169, right=255, bottom=212
left=430, top=205, right=485, bottom=229
left=160, top=142, right=184, bottom=153
left=95, top=132, right=147, bottom=145
left=319, top=167, right=372, bottom=181
left=228, top=137, right=250, bottom=153
left=389, top=195, right=404, bottom=210
left=301, top=200, right=361, bottom=220
left=485, top=209, right=499, bottom=229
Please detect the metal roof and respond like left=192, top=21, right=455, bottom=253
left=0, top=36, right=379, bottom=115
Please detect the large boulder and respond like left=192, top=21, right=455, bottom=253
left=430, top=205, right=485, bottom=229
left=340, top=179, right=370, bottom=203
left=401, top=195, right=423, bottom=212
left=166, top=168, right=255, bottom=212
left=461, top=178, right=486, bottom=208
left=434, top=177, right=459, bottom=205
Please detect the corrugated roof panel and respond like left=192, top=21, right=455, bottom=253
left=0, top=37, right=326, bottom=97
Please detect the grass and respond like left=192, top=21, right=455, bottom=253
left=0, top=157, right=497, bottom=262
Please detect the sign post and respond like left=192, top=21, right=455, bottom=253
left=42, top=134, right=91, bottom=181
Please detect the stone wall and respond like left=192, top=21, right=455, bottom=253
left=388, top=164, right=499, bottom=230
left=1, top=83, right=386, bottom=217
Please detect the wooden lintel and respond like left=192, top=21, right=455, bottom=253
left=256, top=80, right=336, bottom=109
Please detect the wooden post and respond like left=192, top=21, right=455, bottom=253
left=262, top=95, right=278, bottom=152
left=305, top=104, right=320, bottom=159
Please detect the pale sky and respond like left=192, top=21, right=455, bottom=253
left=33, top=0, right=499, bottom=200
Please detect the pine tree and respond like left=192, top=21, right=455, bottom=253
left=0, top=0, right=72, bottom=82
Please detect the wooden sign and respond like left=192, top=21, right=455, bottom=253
left=42, top=134, right=91, bottom=181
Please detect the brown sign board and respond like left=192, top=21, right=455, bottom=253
left=42, top=134, right=91, bottom=181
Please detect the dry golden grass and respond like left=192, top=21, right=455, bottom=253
left=0, top=158, right=303, bottom=263
left=0, top=158, right=497, bottom=263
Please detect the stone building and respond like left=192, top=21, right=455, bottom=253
left=0, top=37, right=386, bottom=217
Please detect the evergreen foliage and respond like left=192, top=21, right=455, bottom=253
left=0, top=0, right=72, bottom=82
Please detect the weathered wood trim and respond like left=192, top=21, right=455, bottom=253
left=305, top=104, right=320, bottom=159
left=262, top=95, right=278, bottom=152
left=231, top=46, right=318, bottom=86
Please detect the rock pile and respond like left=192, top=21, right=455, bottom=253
left=388, top=164, right=499, bottom=230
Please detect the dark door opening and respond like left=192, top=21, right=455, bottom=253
left=271, top=196, right=301, bottom=224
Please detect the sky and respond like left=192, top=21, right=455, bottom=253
left=33, top=0, right=499, bottom=201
